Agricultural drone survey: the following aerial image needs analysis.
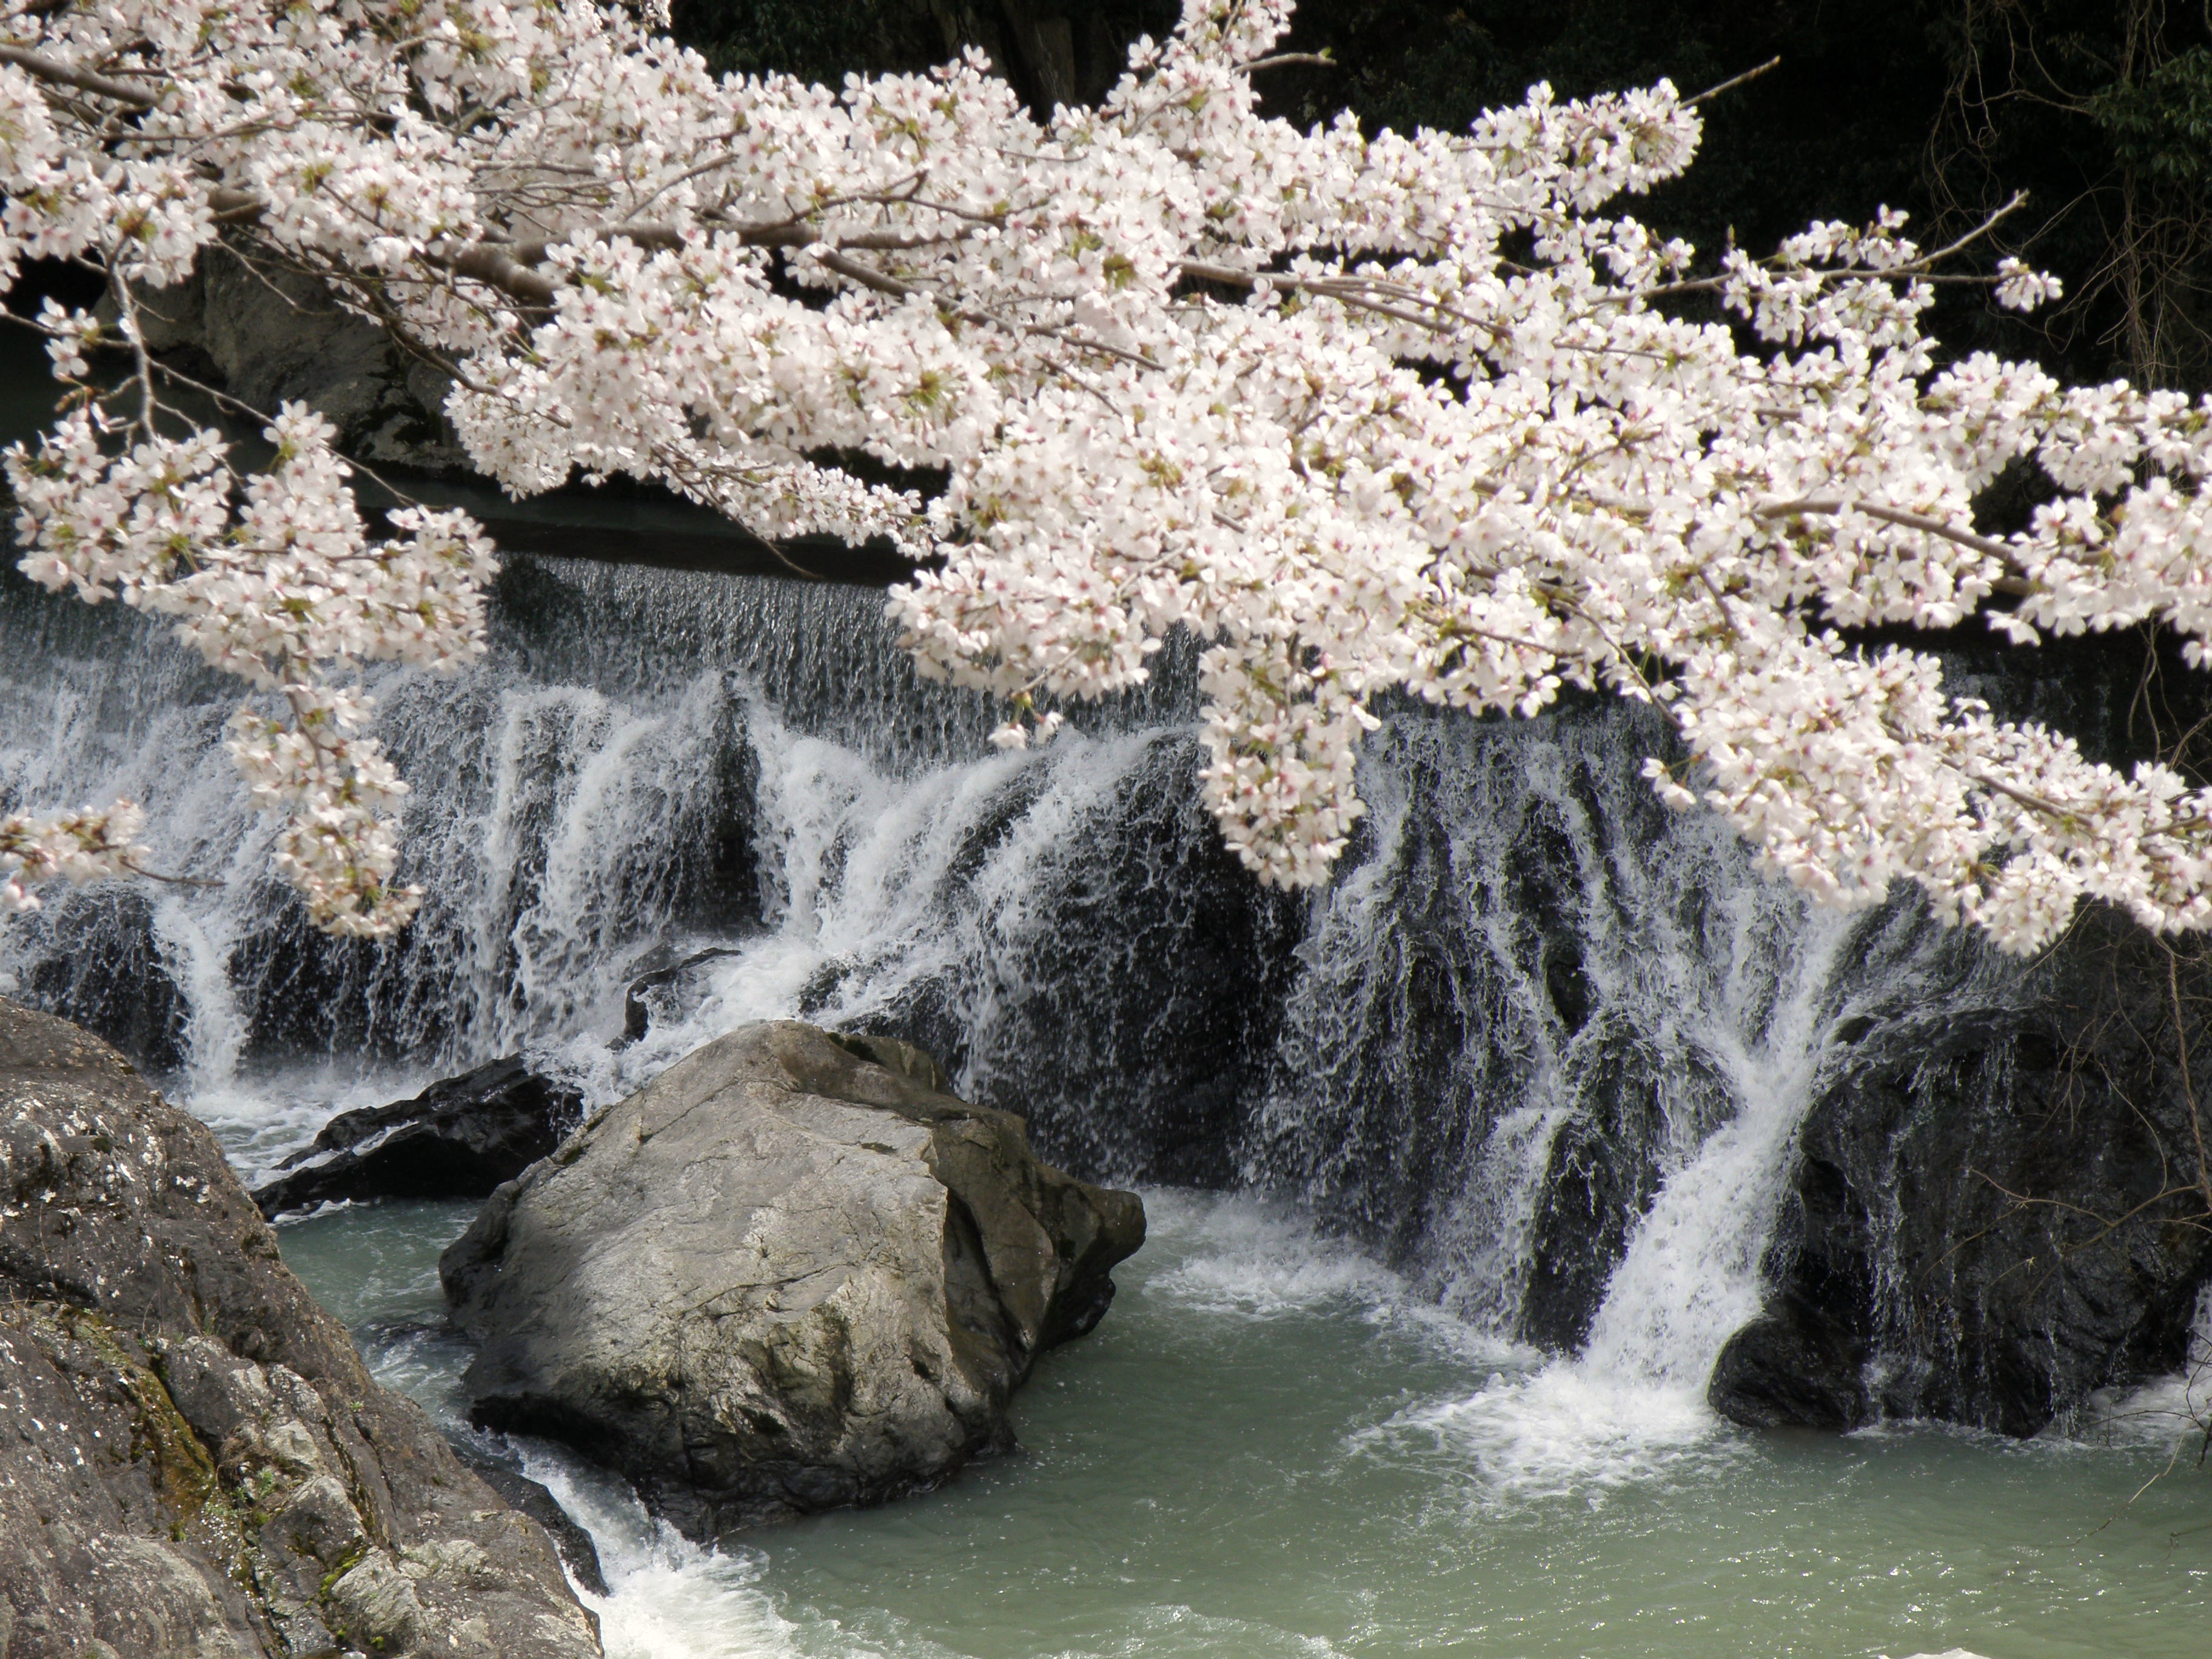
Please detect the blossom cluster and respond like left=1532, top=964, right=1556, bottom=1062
left=0, top=800, right=146, bottom=914
left=4, top=389, right=492, bottom=933
left=2, top=0, right=2211, bottom=951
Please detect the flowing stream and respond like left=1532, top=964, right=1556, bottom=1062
left=276, top=1193, right=2212, bottom=1659
left=3, top=545, right=2209, bottom=1657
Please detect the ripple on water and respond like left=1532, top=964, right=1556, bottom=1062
left=266, top=1182, right=2212, bottom=1659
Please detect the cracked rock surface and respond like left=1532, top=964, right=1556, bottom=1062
left=442, top=1022, right=1145, bottom=1538
left=0, top=997, right=602, bottom=1659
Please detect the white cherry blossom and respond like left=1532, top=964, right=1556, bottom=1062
left=0, top=0, right=2205, bottom=953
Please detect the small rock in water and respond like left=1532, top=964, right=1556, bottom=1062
left=251, top=1056, right=585, bottom=1218
left=441, top=1021, right=1146, bottom=1538
left=1707, top=1294, right=1872, bottom=1430
left=617, top=945, right=745, bottom=1045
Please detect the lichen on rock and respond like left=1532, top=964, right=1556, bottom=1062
left=0, top=996, right=602, bottom=1659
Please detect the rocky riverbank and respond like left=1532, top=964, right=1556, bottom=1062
left=0, top=999, right=602, bottom=1659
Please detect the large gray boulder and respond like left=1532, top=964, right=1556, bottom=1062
left=441, top=1022, right=1145, bottom=1538
left=0, top=998, right=601, bottom=1659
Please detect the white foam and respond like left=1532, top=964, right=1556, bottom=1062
left=1355, top=910, right=1862, bottom=1503
left=1362, top=1361, right=1730, bottom=1503
left=1140, top=1190, right=1407, bottom=1321
left=183, top=1060, right=449, bottom=1186
left=2077, top=1285, right=2212, bottom=1451
left=519, top=1451, right=814, bottom=1659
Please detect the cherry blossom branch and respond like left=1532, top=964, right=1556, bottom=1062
left=1753, top=497, right=2020, bottom=563
left=1, top=0, right=2198, bottom=954
left=0, top=42, right=160, bottom=110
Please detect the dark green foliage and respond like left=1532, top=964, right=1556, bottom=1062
left=2091, top=46, right=2212, bottom=184
left=1926, top=2, right=2212, bottom=389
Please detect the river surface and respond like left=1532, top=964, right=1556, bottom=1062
left=260, top=1178, right=2210, bottom=1659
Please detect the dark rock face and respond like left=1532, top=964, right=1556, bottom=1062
left=127, top=258, right=459, bottom=469
left=250, top=1057, right=586, bottom=1218
left=0, top=997, right=602, bottom=1659
left=851, top=734, right=1304, bottom=1191
left=1718, top=909, right=2212, bottom=1438
left=443, top=1022, right=1145, bottom=1539
left=1709, top=1295, right=1872, bottom=1429
left=1519, top=1025, right=1717, bottom=1352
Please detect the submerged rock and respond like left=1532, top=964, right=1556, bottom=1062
left=441, top=1021, right=1145, bottom=1538
left=0, top=997, right=601, bottom=1659
left=250, top=1056, right=585, bottom=1218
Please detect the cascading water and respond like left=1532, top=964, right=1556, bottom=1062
left=0, top=547, right=1991, bottom=1349
left=1378, top=902, right=1879, bottom=1497
left=10, top=549, right=2209, bottom=1658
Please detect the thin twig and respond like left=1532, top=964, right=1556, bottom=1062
left=1685, top=57, right=1782, bottom=107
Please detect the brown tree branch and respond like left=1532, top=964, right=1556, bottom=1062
left=0, top=42, right=158, bottom=110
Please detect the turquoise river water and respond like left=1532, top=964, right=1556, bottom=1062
left=272, top=1188, right=2209, bottom=1659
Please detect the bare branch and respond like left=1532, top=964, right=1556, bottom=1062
left=1686, top=57, right=1781, bottom=107
left=427, top=243, right=558, bottom=307
left=0, top=42, right=159, bottom=110
left=1236, top=52, right=1334, bottom=74
left=1754, top=495, right=2022, bottom=563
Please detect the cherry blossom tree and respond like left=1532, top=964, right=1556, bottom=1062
left=0, top=0, right=2204, bottom=952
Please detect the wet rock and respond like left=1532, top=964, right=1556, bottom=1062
left=618, top=946, right=743, bottom=1045
left=470, top=1468, right=608, bottom=1600
left=1708, top=1296, right=1871, bottom=1429
left=1518, top=1020, right=1722, bottom=1353
left=1734, top=908, right=2212, bottom=1437
left=0, top=997, right=601, bottom=1659
left=446, top=1444, right=609, bottom=1598
left=250, top=1056, right=585, bottom=1218
left=442, top=1021, right=1145, bottom=1538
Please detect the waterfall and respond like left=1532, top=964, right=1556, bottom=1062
left=0, top=550, right=1999, bottom=1385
